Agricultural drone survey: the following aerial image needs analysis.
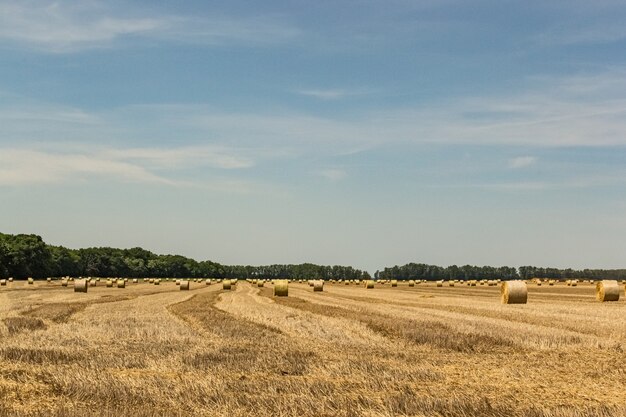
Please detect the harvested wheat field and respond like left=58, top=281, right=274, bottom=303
left=1, top=279, right=625, bottom=417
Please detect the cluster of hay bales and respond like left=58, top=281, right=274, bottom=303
left=501, top=281, right=528, bottom=304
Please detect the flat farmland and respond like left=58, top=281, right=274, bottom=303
left=0, top=280, right=625, bottom=417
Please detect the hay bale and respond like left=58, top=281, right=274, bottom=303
left=89, top=280, right=96, bottom=287
left=501, top=281, right=528, bottom=304
left=47, top=277, right=52, bottom=283
left=345, top=280, right=350, bottom=285
left=391, top=280, right=398, bottom=287
left=0, top=279, right=6, bottom=286
left=132, top=278, right=138, bottom=283
left=74, top=279, right=88, bottom=293
left=175, top=279, right=181, bottom=286
left=61, top=279, right=68, bottom=287
left=180, top=280, right=190, bottom=290
left=257, top=280, right=264, bottom=288
left=365, top=280, right=375, bottom=289
left=313, top=280, right=324, bottom=292
left=223, top=280, right=231, bottom=290
left=436, top=280, right=443, bottom=287
left=205, top=279, right=211, bottom=285
left=27, top=277, right=34, bottom=285
left=448, top=281, right=455, bottom=287
left=408, top=280, right=415, bottom=287
left=117, top=279, right=126, bottom=288
left=571, top=279, right=578, bottom=287
left=154, top=279, right=160, bottom=285
left=596, top=280, right=620, bottom=302
left=8, top=277, right=13, bottom=282
left=274, top=280, right=288, bottom=297
left=308, top=280, right=314, bottom=287
left=106, top=280, right=113, bottom=288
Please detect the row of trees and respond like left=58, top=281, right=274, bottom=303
left=2, top=232, right=625, bottom=281
left=377, top=263, right=626, bottom=281
left=0, top=233, right=369, bottom=280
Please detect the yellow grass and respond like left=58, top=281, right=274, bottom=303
left=0, top=280, right=624, bottom=416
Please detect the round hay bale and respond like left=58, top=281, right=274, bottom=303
left=117, top=279, right=125, bottom=288
left=345, top=280, right=350, bottom=285
left=257, top=280, right=264, bottom=288
left=391, top=280, right=398, bottom=287
left=149, top=278, right=154, bottom=284
left=365, top=280, right=375, bottom=289
left=0, top=279, right=6, bottom=286
left=205, top=279, right=211, bottom=285
left=175, top=279, right=181, bottom=286
left=596, top=280, right=620, bottom=302
left=8, top=277, right=13, bottom=282
left=274, top=280, right=288, bottom=297
left=501, top=281, right=528, bottom=304
left=61, top=279, right=68, bottom=287
left=27, top=277, right=34, bottom=285
left=223, top=280, right=231, bottom=290
left=154, top=279, right=160, bottom=285
left=408, top=280, right=415, bottom=287
left=313, top=280, right=324, bottom=292
left=448, top=281, right=455, bottom=287
left=180, top=280, right=190, bottom=290
left=571, top=279, right=578, bottom=287
left=89, top=280, right=96, bottom=287
left=47, top=277, right=52, bottom=283
left=308, top=280, right=314, bottom=287
left=106, top=280, right=113, bottom=288
left=132, top=278, right=138, bottom=283
left=436, top=280, right=443, bottom=287
left=74, top=279, right=88, bottom=293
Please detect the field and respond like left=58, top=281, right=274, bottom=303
left=0, top=279, right=625, bottom=417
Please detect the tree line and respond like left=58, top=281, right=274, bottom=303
left=1, top=232, right=624, bottom=281
left=0, top=233, right=369, bottom=280
left=377, top=263, right=626, bottom=281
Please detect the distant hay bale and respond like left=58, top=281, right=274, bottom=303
left=180, top=280, right=190, bottom=291
left=345, top=280, right=350, bottom=285
left=47, top=277, right=52, bottom=283
left=74, top=279, right=88, bottom=293
left=89, top=280, right=96, bottom=287
left=501, top=281, right=528, bottom=304
left=487, top=280, right=497, bottom=286
left=257, top=280, right=264, bottom=287
left=548, top=280, right=555, bottom=286
left=571, top=279, right=578, bottom=287
left=436, top=280, right=443, bottom=287
left=596, top=280, right=620, bottom=302
left=448, top=281, right=455, bottom=287
left=408, top=280, right=415, bottom=287
left=0, top=279, right=6, bottom=286
left=308, top=280, right=314, bottom=287
left=117, top=279, right=125, bottom=288
left=223, top=280, right=231, bottom=290
left=8, top=277, right=13, bottom=282
left=313, top=280, right=324, bottom=292
left=365, top=280, right=375, bottom=289
left=106, top=280, right=113, bottom=288
left=175, top=279, right=181, bottom=286
left=391, top=280, right=398, bottom=287
left=61, top=279, right=68, bottom=287
left=27, top=277, right=34, bottom=285
left=154, top=279, right=160, bottom=285
left=205, top=279, right=211, bottom=285
left=274, top=280, right=288, bottom=297
left=132, top=278, right=138, bottom=283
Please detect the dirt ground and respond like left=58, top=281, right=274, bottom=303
left=0, top=279, right=624, bottom=417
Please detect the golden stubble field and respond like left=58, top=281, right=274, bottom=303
left=0, top=279, right=625, bottom=417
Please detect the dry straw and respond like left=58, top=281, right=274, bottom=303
left=436, top=281, right=443, bottom=287
left=223, top=280, right=232, bottom=290
left=180, top=280, right=190, bottom=291
left=408, top=280, right=415, bottom=287
left=365, top=280, right=375, bottom=289
left=74, top=279, right=88, bottom=293
left=258, top=280, right=264, bottom=288
left=154, top=279, right=160, bottom=285
left=596, top=280, right=620, bottom=302
left=205, top=279, right=211, bottom=285
left=391, top=280, right=398, bottom=287
left=117, top=279, right=125, bottom=288
left=501, top=281, right=528, bottom=304
left=313, top=280, right=324, bottom=292
left=106, top=280, right=113, bottom=288
left=274, top=280, right=288, bottom=297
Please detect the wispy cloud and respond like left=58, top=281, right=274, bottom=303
left=317, top=169, right=347, bottom=181
left=0, top=1, right=299, bottom=52
left=508, top=156, right=537, bottom=169
left=0, top=146, right=253, bottom=188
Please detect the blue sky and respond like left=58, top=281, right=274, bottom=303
left=1, top=0, right=626, bottom=272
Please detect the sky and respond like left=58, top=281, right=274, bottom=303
left=1, top=0, right=626, bottom=272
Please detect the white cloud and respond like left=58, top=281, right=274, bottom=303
left=508, top=156, right=537, bottom=169
left=0, top=1, right=299, bottom=52
left=0, top=146, right=254, bottom=188
left=317, top=169, right=347, bottom=181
